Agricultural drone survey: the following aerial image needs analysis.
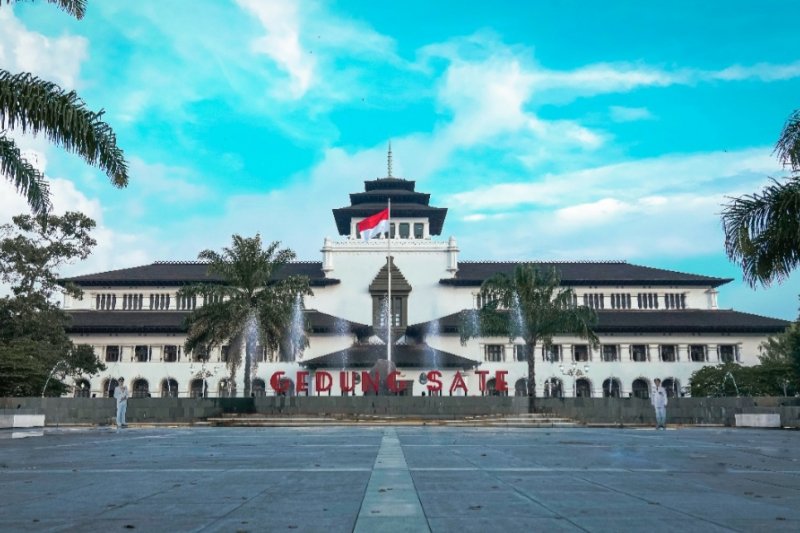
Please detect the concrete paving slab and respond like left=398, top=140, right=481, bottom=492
left=1, top=426, right=799, bottom=532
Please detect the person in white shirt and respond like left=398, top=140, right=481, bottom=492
left=114, top=378, right=129, bottom=428
left=651, top=378, right=668, bottom=430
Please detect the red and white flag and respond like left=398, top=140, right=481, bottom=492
left=357, top=208, right=389, bottom=241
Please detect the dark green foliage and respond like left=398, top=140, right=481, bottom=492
left=181, top=235, right=312, bottom=397
left=460, top=265, right=598, bottom=409
left=722, top=108, right=800, bottom=287
left=689, top=362, right=798, bottom=398
left=0, top=212, right=103, bottom=396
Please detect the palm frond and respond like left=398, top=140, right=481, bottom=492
left=1, top=1, right=87, bottom=19
left=0, top=134, right=51, bottom=214
left=0, top=70, right=128, bottom=188
left=776, top=109, right=800, bottom=171
left=722, top=176, right=800, bottom=287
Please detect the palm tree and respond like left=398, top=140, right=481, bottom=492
left=180, top=235, right=312, bottom=398
left=1, top=0, right=128, bottom=215
left=461, top=264, right=598, bottom=412
left=722, top=109, right=800, bottom=287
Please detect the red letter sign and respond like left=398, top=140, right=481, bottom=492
left=449, top=371, right=468, bottom=395
left=315, top=371, right=333, bottom=393
left=426, top=371, right=442, bottom=393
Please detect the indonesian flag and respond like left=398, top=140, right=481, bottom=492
left=357, top=208, right=389, bottom=241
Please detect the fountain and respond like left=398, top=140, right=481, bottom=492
left=286, top=293, right=305, bottom=362
left=510, top=293, right=526, bottom=341
left=333, top=316, right=352, bottom=395
left=425, top=318, right=441, bottom=369
left=244, top=312, right=260, bottom=396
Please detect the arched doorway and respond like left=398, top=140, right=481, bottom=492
left=132, top=379, right=150, bottom=398
left=485, top=378, right=508, bottom=397
left=544, top=378, right=563, bottom=398
left=73, top=379, right=91, bottom=398
left=103, top=378, right=119, bottom=398
left=219, top=379, right=237, bottom=397
left=161, top=378, right=178, bottom=398
left=575, top=378, right=592, bottom=398
left=662, top=378, right=680, bottom=398
left=190, top=379, right=207, bottom=398
left=602, top=378, right=621, bottom=398
left=632, top=378, right=650, bottom=399
left=514, top=378, right=527, bottom=396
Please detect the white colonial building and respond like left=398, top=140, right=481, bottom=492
left=62, top=168, right=788, bottom=399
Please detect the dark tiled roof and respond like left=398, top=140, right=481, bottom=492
left=66, top=309, right=365, bottom=335
left=302, top=344, right=479, bottom=370
left=439, top=261, right=732, bottom=288
left=62, top=261, right=340, bottom=287
left=332, top=177, right=448, bottom=235
left=416, top=309, right=789, bottom=335
left=67, top=311, right=190, bottom=333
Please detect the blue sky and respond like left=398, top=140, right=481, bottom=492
left=2, top=0, right=800, bottom=319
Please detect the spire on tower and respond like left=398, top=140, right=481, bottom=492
left=387, top=141, right=393, bottom=178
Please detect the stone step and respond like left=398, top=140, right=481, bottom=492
left=206, top=415, right=581, bottom=428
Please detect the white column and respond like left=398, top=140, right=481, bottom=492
left=677, top=344, right=688, bottom=363
left=707, top=343, right=718, bottom=363
left=648, top=344, right=659, bottom=363
left=619, top=343, right=630, bottom=361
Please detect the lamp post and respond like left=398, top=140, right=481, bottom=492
left=559, top=362, right=589, bottom=397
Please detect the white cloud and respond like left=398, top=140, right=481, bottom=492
left=0, top=8, right=87, bottom=88
left=609, top=106, right=655, bottom=122
left=237, top=0, right=315, bottom=98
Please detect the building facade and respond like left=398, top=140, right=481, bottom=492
left=63, top=171, right=788, bottom=399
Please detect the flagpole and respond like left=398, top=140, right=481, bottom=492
left=387, top=198, right=392, bottom=364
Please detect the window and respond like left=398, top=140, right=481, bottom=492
left=543, top=344, right=561, bottom=363
left=190, top=379, right=207, bottom=398
left=193, top=345, right=210, bottom=362
left=664, top=293, right=686, bottom=309
left=413, top=223, right=424, bottom=239
left=583, top=293, right=604, bottom=309
left=690, top=345, right=706, bottom=362
left=573, top=344, right=589, bottom=362
left=660, top=345, right=677, bottom=362
left=221, top=345, right=231, bottom=363
left=122, top=294, right=143, bottom=310
left=96, top=293, right=117, bottom=310
left=161, top=379, right=178, bottom=398
left=719, top=345, right=736, bottom=363
left=632, top=379, right=649, bottom=399
left=73, top=379, right=91, bottom=398
left=603, top=378, right=621, bottom=397
left=105, top=346, right=120, bottom=362
left=252, top=379, right=266, bottom=397
left=399, top=223, right=410, bottom=238
left=631, top=344, right=647, bottom=362
left=601, top=345, right=618, bottom=362
left=149, top=293, right=171, bottom=310
left=515, top=344, right=531, bottom=362
left=575, top=378, right=592, bottom=397
left=163, top=345, right=178, bottom=362
left=373, top=295, right=407, bottom=328
left=177, top=294, right=196, bottom=310
left=637, top=293, right=659, bottom=309
left=132, top=379, right=149, bottom=398
left=485, top=378, right=507, bottom=397
left=514, top=378, right=528, bottom=396
left=134, top=345, right=149, bottom=363
left=610, top=293, right=631, bottom=309
left=485, top=345, right=504, bottom=362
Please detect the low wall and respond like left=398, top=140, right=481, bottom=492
left=1, top=396, right=798, bottom=427
left=537, top=397, right=800, bottom=428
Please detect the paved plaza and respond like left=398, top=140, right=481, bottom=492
left=1, top=426, right=799, bottom=532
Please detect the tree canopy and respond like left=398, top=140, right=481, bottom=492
left=722, top=108, right=800, bottom=287
left=180, top=235, right=312, bottom=398
left=0, top=212, right=104, bottom=396
left=461, top=265, right=598, bottom=410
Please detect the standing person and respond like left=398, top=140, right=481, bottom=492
left=651, top=378, right=668, bottom=430
left=114, top=377, right=129, bottom=428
